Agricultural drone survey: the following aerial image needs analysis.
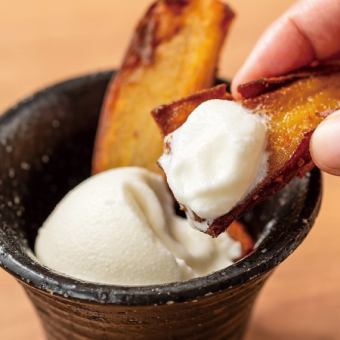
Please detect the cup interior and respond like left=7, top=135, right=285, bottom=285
left=0, top=71, right=322, bottom=305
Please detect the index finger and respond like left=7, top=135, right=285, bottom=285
left=231, top=0, right=340, bottom=98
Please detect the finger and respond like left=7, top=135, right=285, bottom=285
left=232, top=0, right=340, bottom=98
left=310, top=110, right=340, bottom=176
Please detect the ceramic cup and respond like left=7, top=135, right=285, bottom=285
left=0, top=71, right=322, bottom=340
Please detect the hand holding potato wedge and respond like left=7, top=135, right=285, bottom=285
left=232, top=0, right=340, bottom=176
left=93, top=0, right=340, bottom=237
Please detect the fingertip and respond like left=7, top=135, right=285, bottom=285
left=310, top=110, right=340, bottom=176
left=231, top=78, right=242, bottom=99
left=232, top=10, right=316, bottom=99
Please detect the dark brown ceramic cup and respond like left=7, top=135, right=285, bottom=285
left=0, top=72, right=321, bottom=340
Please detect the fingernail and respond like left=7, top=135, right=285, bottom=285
left=310, top=110, right=340, bottom=175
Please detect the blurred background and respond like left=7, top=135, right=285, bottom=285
left=1, top=1, right=340, bottom=339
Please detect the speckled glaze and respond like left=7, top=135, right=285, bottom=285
left=0, top=72, right=322, bottom=340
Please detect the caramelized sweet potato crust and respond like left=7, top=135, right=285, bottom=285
left=153, top=64, right=340, bottom=236
left=92, top=0, right=234, bottom=174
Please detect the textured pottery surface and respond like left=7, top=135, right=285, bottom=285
left=0, top=72, right=322, bottom=339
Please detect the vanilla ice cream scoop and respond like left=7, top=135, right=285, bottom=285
left=35, top=167, right=241, bottom=285
left=159, top=99, right=268, bottom=231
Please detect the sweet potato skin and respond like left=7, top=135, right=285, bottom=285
left=92, top=0, right=234, bottom=174
left=238, top=62, right=340, bottom=99
left=153, top=64, right=340, bottom=236
left=152, top=84, right=231, bottom=135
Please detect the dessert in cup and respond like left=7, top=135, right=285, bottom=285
left=0, top=0, right=338, bottom=339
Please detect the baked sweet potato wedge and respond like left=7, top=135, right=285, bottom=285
left=228, top=221, right=254, bottom=257
left=93, top=0, right=234, bottom=174
left=152, top=64, right=340, bottom=236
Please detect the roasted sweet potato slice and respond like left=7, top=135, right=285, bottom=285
left=152, top=64, right=340, bottom=236
left=92, top=0, right=234, bottom=174
left=228, top=221, right=254, bottom=257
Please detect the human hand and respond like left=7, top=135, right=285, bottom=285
left=232, top=0, right=340, bottom=175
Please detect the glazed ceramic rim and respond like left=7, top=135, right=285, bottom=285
left=0, top=71, right=322, bottom=306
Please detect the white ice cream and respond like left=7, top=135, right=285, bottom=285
left=159, top=99, right=268, bottom=231
left=35, top=167, right=241, bottom=286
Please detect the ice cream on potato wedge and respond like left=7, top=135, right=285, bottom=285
left=153, top=63, right=340, bottom=236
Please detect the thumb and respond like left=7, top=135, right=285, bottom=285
left=310, top=110, right=340, bottom=175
